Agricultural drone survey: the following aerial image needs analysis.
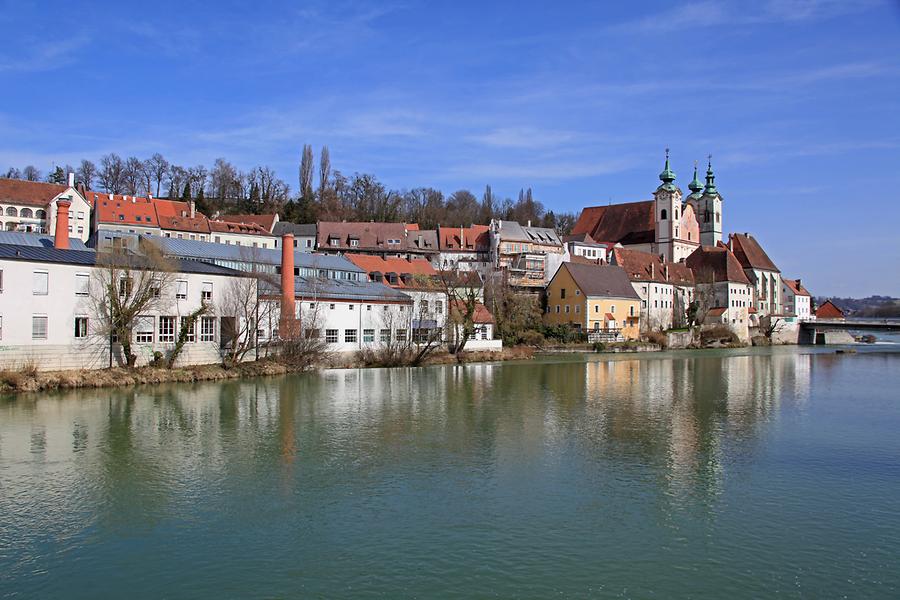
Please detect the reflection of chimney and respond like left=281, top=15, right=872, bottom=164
left=55, top=198, right=71, bottom=249
left=280, top=234, right=296, bottom=338
left=67, top=172, right=74, bottom=187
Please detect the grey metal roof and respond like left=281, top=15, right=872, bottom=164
left=273, top=221, right=317, bottom=237
left=94, top=231, right=363, bottom=273
left=0, top=232, right=89, bottom=250
left=260, top=277, right=412, bottom=303
left=561, top=263, right=641, bottom=300
left=0, top=242, right=245, bottom=277
left=496, top=221, right=561, bottom=246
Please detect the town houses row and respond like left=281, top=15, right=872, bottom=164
left=0, top=157, right=817, bottom=370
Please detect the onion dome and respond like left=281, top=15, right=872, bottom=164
left=657, top=148, right=677, bottom=192
left=703, top=155, right=718, bottom=196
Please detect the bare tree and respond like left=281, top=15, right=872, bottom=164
left=89, top=243, right=176, bottom=368
left=218, top=265, right=272, bottom=367
left=443, top=270, right=481, bottom=356
left=145, top=153, right=169, bottom=197
left=99, top=153, right=125, bottom=194
left=3, top=167, right=22, bottom=179
left=318, top=145, right=331, bottom=198
left=77, top=159, right=97, bottom=189
left=300, top=144, right=314, bottom=202
left=23, top=165, right=42, bottom=181
left=123, top=156, right=144, bottom=195
left=167, top=164, right=188, bottom=199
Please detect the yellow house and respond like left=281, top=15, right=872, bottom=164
left=544, top=262, right=641, bottom=340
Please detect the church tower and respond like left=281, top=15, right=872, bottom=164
left=696, top=157, right=722, bottom=247
left=653, top=148, right=682, bottom=262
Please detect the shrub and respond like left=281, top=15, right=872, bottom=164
left=700, top=325, right=739, bottom=345
left=520, top=330, right=546, bottom=346
left=645, top=331, right=667, bottom=348
left=592, top=341, right=606, bottom=353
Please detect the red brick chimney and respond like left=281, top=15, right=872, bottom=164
left=54, top=198, right=71, bottom=249
left=280, top=234, right=296, bottom=338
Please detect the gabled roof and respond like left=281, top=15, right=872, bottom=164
left=685, top=245, right=751, bottom=285
left=707, top=307, right=728, bottom=317
left=816, top=300, right=845, bottom=319
left=344, top=253, right=437, bottom=288
left=273, top=222, right=317, bottom=237
left=572, top=200, right=655, bottom=246
left=438, top=225, right=490, bottom=251
left=561, top=263, right=640, bottom=300
left=783, top=278, right=811, bottom=297
left=611, top=247, right=694, bottom=285
left=317, top=221, right=425, bottom=252
left=154, top=199, right=210, bottom=234
left=0, top=179, right=73, bottom=207
left=209, top=220, right=272, bottom=236
left=495, top=221, right=562, bottom=246
left=217, top=213, right=278, bottom=232
left=729, top=233, right=779, bottom=272
left=451, top=300, right=495, bottom=324
left=90, top=191, right=159, bottom=227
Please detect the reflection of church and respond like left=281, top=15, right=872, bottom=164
left=572, top=151, right=723, bottom=263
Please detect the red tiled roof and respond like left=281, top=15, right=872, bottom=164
left=345, top=253, right=437, bottom=288
left=572, top=200, right=655, bottom=246
left=89, top=191, right=159, bottom=227
left=317, top=221, right=437, bottom=253
left=729, top=233, right=779, bottom=272
left=685, top=246, right=751, bottom=285
left=217, top=213, right=278, bottom=232
left=154, top=199, right=210, bottom=234
left=784, top=278, right=811, bottom=297
left=451, top=300, right=494, bottom=324
left=438, top=225, right=490, bottom=251
left=611, top=247, right=694, bottom=285
left=707, top=307, right=727, bottom=317
left=605, top=312, right=615, bottom=320
left=816, top=300, right=844, bottom=319
left=209, top=220, right=271, bottom=236
left=0, top=179, right=70, bottom=207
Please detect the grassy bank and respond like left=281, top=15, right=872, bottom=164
left=0, top=347, right=535, bottom=394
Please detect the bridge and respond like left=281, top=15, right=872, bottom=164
left=799, top=319, right=900, bottom=344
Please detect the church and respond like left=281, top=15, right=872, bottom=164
left=572, top=151, right=723, bottom=263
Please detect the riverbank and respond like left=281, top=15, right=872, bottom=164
left=0, top=346, right=536, bottom=394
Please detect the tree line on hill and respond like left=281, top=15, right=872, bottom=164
left=2, top=145, right=578, bottom=234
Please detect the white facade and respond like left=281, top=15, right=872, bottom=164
left=782, top=283, right=811, bottom=320
left=631, top=281, right=694, bottom=332
left=1, top=187, right=92, bottom=242
left=0, top=256, right=246, bottom=371
left=747, top=269, right=782, bottom=317
left=698, top=281, right=753, bottom=341
left=211, top=230, right=278, bottom=249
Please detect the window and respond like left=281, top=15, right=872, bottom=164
left=611, top=305, right=616, bottom=313
left=349, top=304, right=354, bottom=311
left=176, top=280, right=188, bottom=299
left=32, top=315, right=48, bottom=340
left=74, top=316, right=88, bottom=338
left=575, top=305, right=580, bottom=313
left=201, top=282, right=213, bottom=301
left=306, top=239, right=312, bottom=248
left=555, top=305, right=560, bottom=313
left=595, top=305, right=599, bottom=313
left=363, top=329, right=375, bottom=343
left=396, top=329, right=408, bottom=342
left=329, top=303, right=335, bottom=310
left=422, top=300, right=429, bottom=313
left=200, top=316, right=216, bottom=341
left=33, top=270, right=48, bottom=295
left=560, top=288, right=566, bottom=299
left=0, top=269, right=3, bottom=292
left=565, top=305, right=570, bottom=313
left=575, top=290, right=580, bottom=296
left=380, top=328, right=391, bottom=343
left=344, top=329, right=357, bottom=343
left=630, top=306, right=635, bottom=316
left=181, top=317, right=196, bottom=342
left=350, top=239, right=359, bottom=247
left=660, top=209, right=668, bottom=220
left=158, top=316, right=176, bottom=342
left=117, top=277, right=132, bottom=297
left=325, top=329, right=339, bottom=343
left=366, top=305, right=372, bottom=311
left=135, top=316, right=154, bottom=343
left=75, top=273, right=89, bottom=296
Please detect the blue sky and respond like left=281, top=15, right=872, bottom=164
left=2, top=0, right=899, bottom=296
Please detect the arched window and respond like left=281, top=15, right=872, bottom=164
left=5, top=207, right=17, bottom=217
left=716, top=212, right=720, bottom=223
left=674, top=209, right=679, bottom=219
left=660, top=209, right=667, bottom=220
left=36, top=209, right=47, bottom=219
left=5, top=222, right=16, bottom=231
left=20, top=208, right=33, bottom=218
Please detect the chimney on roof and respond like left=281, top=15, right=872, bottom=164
left=54, top=198, right=71, bottom=250
left=109, top=193, right=114, bottom=201
left=67, top=172, right=74, bottom=187
left=650, top=262, right=655, bottom=279
left=149, top=194, right=153, bottom=200
left=664, top=264, right=669, bottom=281
left=527, top=220, right=531, bottom=228
left=280, top=234, right=297, bottom=340
left=190, top=201, right=196, bottom=219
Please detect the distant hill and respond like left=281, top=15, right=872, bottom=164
left=815, top=295, right=900, bottom=318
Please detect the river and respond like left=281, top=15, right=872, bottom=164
left=2, top=346, right=899, bottom=598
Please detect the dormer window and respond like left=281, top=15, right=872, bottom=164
left=350, top=239, right=359, bottom=247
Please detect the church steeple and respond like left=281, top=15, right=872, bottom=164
left=703, top=155, right=718, bottom=196
left=688, top=160, right=703, bottom=198
left=658, top=148, right=677, bottom=192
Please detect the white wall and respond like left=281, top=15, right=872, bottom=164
left=211, top=231, right=279, bottom=249
left=0, top=257, right=246, bottom=370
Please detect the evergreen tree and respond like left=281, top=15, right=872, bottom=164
left=47, top=166, right=66, bottom=184
left=181, top=182, right=192, bottom=201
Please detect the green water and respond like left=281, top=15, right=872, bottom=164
left=1, top=347, right=899, bottom=598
